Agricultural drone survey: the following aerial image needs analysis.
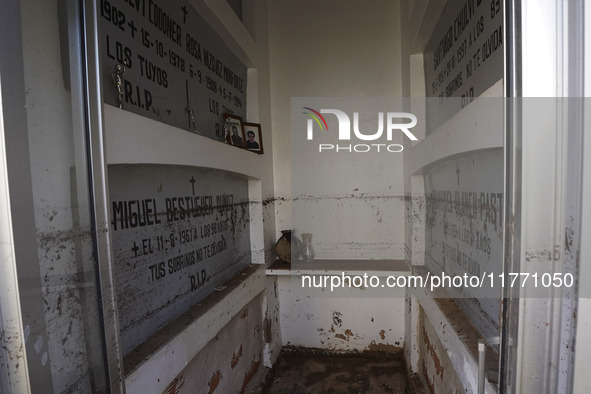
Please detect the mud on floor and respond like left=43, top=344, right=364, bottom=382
left=260, top=348, right=426, bottom=394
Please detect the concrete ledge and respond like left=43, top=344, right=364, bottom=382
left=414, top=279, right=497, bottom=394
left=266, top=259, right=410, bottom=277
left=123, top=264, right=267, bottom=394
left=407, top=80, right=503, bottom=176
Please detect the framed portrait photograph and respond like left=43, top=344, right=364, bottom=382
left=223, top=113, right=246, bottom=148
left=243, top=122, right=263, bottom=154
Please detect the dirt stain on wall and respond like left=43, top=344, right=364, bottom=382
left=366, top=341, right=402, bottom=354
left=231, top=345, right=243, bottom=369
left=423, top=327, right=443, bottom=378
left=423, top=362, right=436, bottom=394
left=332, top=311, right=343, bottom=327
left=239, top=355, right=261, bottom=394
left=264, top=317, right=272, bottom=343
left=164, top=375, right=185, bottom=394
left=208, top=370, right=222, bottom=394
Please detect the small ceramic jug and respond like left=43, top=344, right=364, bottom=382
left=275, top=230, right=301, bottom=262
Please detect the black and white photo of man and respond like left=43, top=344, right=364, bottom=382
left=243, top=123, right=263, bottom=153
left=222, top=113, right=246, bottom=148
left=231, top=124, right=244, bottom=147
left=246, top=130, right=259, bottom=150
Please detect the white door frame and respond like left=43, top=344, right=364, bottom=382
left=501, top=0, right=585, bottom=393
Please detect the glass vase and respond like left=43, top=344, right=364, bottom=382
left=300, top=233, right=315, bottom=262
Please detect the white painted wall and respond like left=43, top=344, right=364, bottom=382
left=289, top=97, right=407, bottom=259
left=264, top=0, right=412, bottom=358
left=268, top=0, right=404, bottom=251
left=277, top=274, right=406, bottom=351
